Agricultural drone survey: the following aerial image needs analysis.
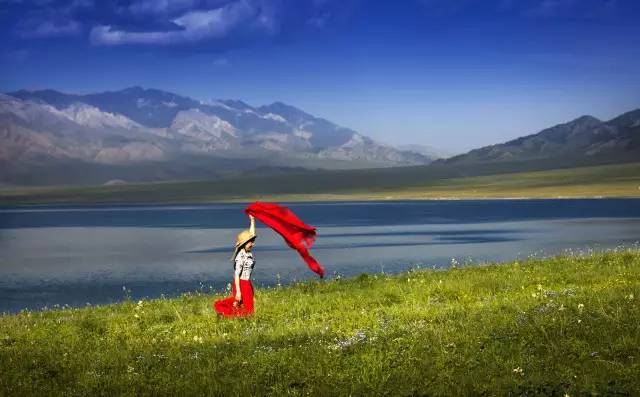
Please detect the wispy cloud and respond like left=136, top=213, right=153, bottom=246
left=5, top=0, right=355, bottom=51
left=91, top=1, right=260, bottom=46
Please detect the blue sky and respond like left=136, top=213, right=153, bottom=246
left=1, top=0, right=639, bottom=152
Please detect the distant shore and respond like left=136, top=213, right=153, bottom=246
left=1, top=162, right=639, bottom=206
left=1, top=194, right=639, bottom=209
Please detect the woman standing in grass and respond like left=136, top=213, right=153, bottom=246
left=213, top=215, right=256, bottom=317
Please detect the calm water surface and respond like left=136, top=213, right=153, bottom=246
left=1, top=199, right=639, bottom=313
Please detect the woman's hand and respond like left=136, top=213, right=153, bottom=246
left=234, top=291, right=242, bottom=303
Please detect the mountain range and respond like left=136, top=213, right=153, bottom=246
left=437, top=111, right=640, bottom=167
left=0, top=87, right=432, bottom=185
left=0, top=86, right=638, bottom=187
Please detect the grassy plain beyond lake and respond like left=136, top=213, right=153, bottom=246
left=1, top=250, right=639, bottom=395
left=0, top=162, right=639, bottom=205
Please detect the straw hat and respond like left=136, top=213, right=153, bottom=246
left=231, top=229, right=256, bottom=261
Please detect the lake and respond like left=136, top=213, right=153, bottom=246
left=1, top=199, right=639, bottom=313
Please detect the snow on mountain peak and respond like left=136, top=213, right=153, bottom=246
left=293, top=129, right=312, bottom=140
left=60, top=102, right=142, bottom=129
left=262, top=112, right=287, bottom=123
left=341, top=133, right=364, bottom=147
left=203, top=99, right=229, bottom=108
left=1, top=88, right=434, bottom=171
left=171, top=109, right=237, bottom=141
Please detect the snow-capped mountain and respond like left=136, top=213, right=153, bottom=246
left=1, top=87, right=433, bottom=185
left=60, top=102, right=143, bottom=130
left=0, top=93, right=167, bottom=165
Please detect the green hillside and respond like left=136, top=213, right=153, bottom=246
left=1, top=251, right=639, bottom=395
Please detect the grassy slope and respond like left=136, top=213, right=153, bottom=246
left=1, top=162, right=639, bottom=205
left=1, top=251, right=638, bottom=396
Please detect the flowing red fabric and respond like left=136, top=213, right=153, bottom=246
left=245, top=202, right=324, bottom=278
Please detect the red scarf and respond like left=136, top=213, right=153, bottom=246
left=245, top=202, right=324, bottom=278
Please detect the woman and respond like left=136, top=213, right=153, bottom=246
left=213, top=215, right=256, bottom=317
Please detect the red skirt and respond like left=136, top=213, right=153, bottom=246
left=213, top=279, right=254, bottom=317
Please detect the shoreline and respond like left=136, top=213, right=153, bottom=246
left=1, top=194, right=639, bottom=208
left=2, top=247, right=638, bottom=316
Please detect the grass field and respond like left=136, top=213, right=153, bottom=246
left=1, top=250, right=638, bottom=396
left=0, top=162, right=639, bottom=205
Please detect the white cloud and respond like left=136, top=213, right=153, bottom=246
left=91, top=0, right=261, bottom=46
left=9, top=0, right=354, bottom=50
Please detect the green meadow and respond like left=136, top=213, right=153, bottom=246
left=0, top=162, right=639, bottom=205
left=1, top=250, right=639, bottom=396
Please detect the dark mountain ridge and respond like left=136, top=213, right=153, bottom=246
left=438, top=110, right=639, bottom=166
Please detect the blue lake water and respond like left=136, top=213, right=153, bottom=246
left=1, top=199, right=639, bottom=314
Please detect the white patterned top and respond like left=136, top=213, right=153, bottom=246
left=234, top=249, right=255, bottom=280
